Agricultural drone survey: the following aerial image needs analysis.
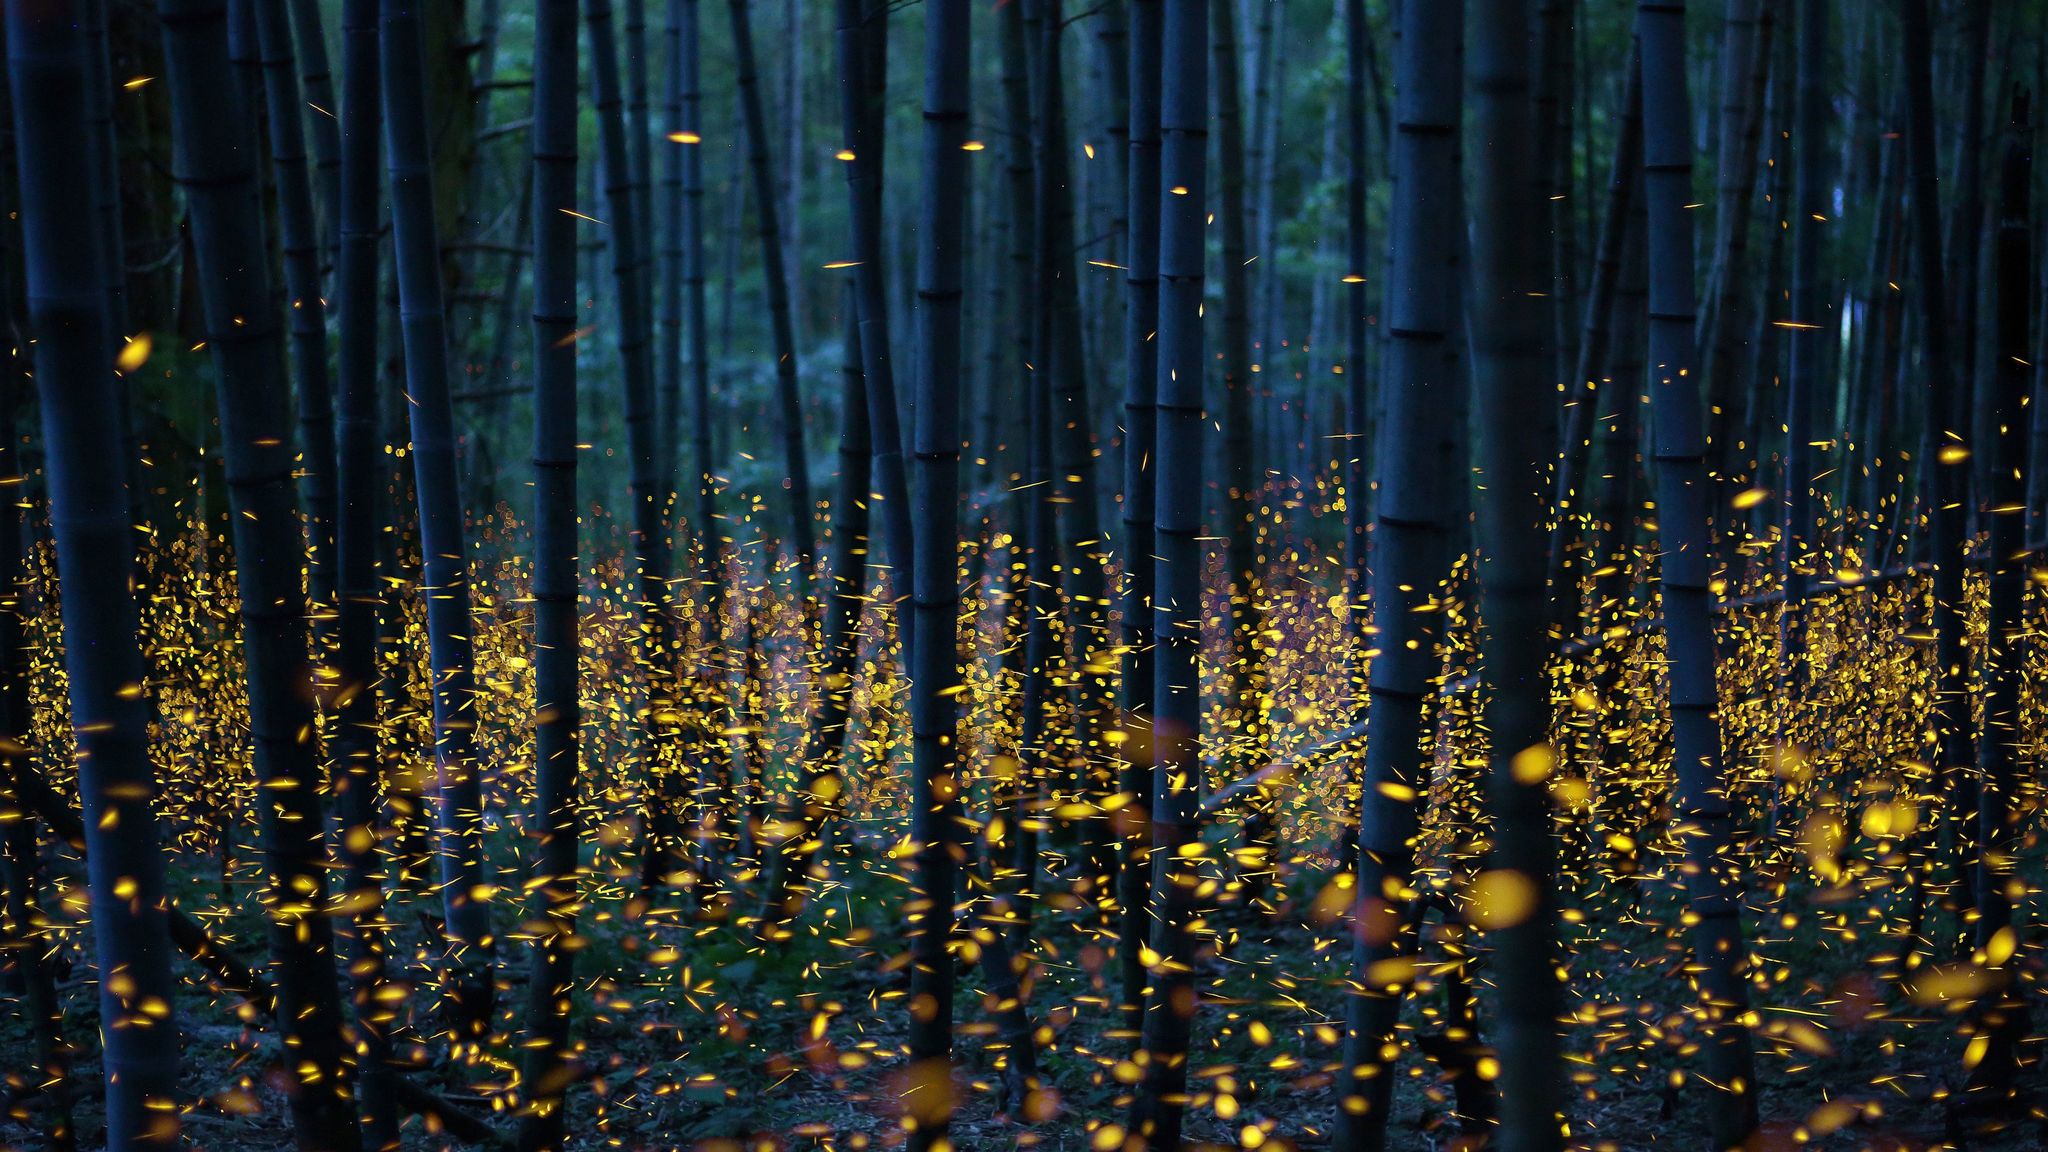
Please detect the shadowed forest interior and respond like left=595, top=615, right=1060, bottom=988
left=2, top=0, right=2047, bottom=1149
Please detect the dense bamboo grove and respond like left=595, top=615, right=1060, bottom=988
left=7, top=0, right=2048, bottom=1150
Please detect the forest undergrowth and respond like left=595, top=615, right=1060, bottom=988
left=4, top=492, right=2045, bottom=1152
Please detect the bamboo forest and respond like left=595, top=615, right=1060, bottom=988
left=11, top=0, right=2048, bottom=1149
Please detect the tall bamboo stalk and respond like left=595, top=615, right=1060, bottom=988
left=590, top=0, right=692, bottom=887
left=1548, top=45, right=1639, bottom=637
left=1901, top=0, right=1978, bottom=940
left=659, top=0, right=686, bottom=491
left=1947, top=0, right=1990, bottom=430
left=1335, top=3, right=1462, bottom=1147
left=381, top=0, right=496, bottom=1039
left=1638, top=1, right=1757, bottom=1142
left=1780, top=0, right=1828, bottom=634
left=81, top=0, right=124, bottom=337
left=519, top=2, right=583, bottom=1143
left=1210, top=0, right=1262, bottom=813
left=1700, top=1, right=1774, bottom=482
left=1028, top=0, right=1115, bottom=873
left=1247, top=0, right=1283, bottom=368
left=255, top=0, right=340, bottom=617
left=0, top=114, right=72, bottom=1133
left=289, top=0, right=343, bottom=246
left=166, top=4, right=361, bottom=1146
left=1469, top=3, right=1563, bottom=1147
left=1115, top=0, right=1161, bottom=1038
left=330, top=0, right=399, bottom=1141
left=1534, top=0, right=1574, bottom=388
left=1335, top=0, right=1370, bottom=871
left=833, top=0, right=915, bottom=655
left=674, top=0, right=735, bottom=905
left=5, top=13, right=181, bottom=1146
left=759, top=292, right=870, bottom=927
left=730, top=0, right=816, bottom=573
left=1342, top=0, right=1369, bottom=627
left=907, top=4, right=970, bottom=1149
left=625, top=0, right=653, bottom=310
left=1129, top=1, right=1205, bottom=1145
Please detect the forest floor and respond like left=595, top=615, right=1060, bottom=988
left=5, top=834, right=2048, bottom=1151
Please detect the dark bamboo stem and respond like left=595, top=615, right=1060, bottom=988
left=8, top=6, right=181, bottom=1143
